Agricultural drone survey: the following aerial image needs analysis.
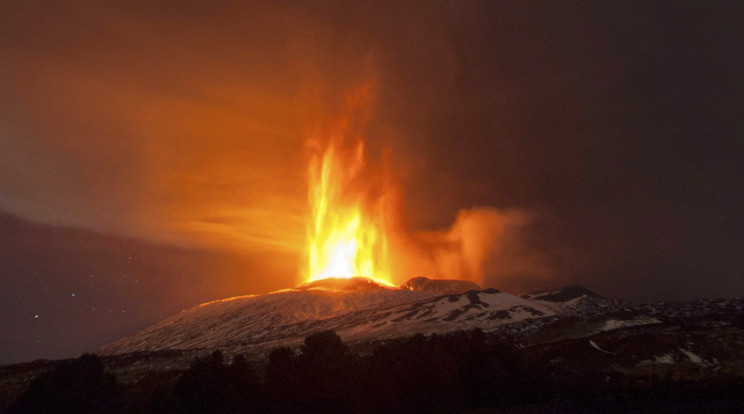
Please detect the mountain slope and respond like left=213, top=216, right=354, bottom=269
left=100, top=285, right=435, bottom=354
left=99, top=279, right=607, bottom=355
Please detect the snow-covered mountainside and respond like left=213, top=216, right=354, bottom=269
left=99, top=278, right=608, bottom=355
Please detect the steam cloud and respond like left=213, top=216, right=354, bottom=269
left=389, top=207, right=552, bottom=289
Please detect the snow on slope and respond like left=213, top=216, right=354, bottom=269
left=600, top=316, right=660, bottom=332
left=331, top=289, right=560, bottom=343
left=100, top=287, right=436, bottom=355
left=99, top=281, right=612, bottom=356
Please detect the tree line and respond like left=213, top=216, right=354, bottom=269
left=8, top=329, right=744, bottom=413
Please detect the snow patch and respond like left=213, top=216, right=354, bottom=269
left=600, top=316, right=660, bottom=332
left=558, top=295, right=586, bottom=308
left=679, top=348, right=718, bottom=367
left=589, top=340, right=615, bottom=354
left=679, top=348, right=702, bottom=364
left=654, top=353, right=674, bottom=364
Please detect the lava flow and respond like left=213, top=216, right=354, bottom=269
left=305, top=91, right=392, bottom=286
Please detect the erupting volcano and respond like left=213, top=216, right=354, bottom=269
left=300, top=86, right=519, bottom=291
left=305, top=88, right=393, bottom=287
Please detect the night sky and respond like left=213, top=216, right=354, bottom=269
left=2, top=1, right=743, bottom=364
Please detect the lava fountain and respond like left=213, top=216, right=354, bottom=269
left=305, top=90, right=393, bottom=286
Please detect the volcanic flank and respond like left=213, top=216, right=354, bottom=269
left=98, top=277, right=610, bottom=356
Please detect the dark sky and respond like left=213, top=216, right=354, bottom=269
left=1, top=1, right=743, bottom=363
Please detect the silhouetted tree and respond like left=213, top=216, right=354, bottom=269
left=264, top=346, right=298, bottom=408
left=173, top=350, right=262, bottom=414
left=225, top=354, right=262, bottom=411
left=174, top=350, right=226, bottom=413
left=296, top=330, right=358, bottom=412
left=227, top=354, right=257, bottom=389
left=149, top=385, right=177, bottom=414
left=363, top=333, right=463, bottom=412
left=12, top=353, right=118, bottom=414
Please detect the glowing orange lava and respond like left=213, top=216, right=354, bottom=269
left=305, top=101, right=392, bottom=286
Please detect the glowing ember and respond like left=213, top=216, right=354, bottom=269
left=305, top=106, right=392, bottom=286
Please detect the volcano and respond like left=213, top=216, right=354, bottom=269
left=97, top=276, right=744, bottom=393
left=8, top=277, right=744, bottom=414
left=98, top=277, right=612, bottom=356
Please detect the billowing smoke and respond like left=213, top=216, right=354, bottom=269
left=388, top=207, right=552, bottom=289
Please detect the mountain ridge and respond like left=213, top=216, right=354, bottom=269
left=98, top=279, right=609, bottom=356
